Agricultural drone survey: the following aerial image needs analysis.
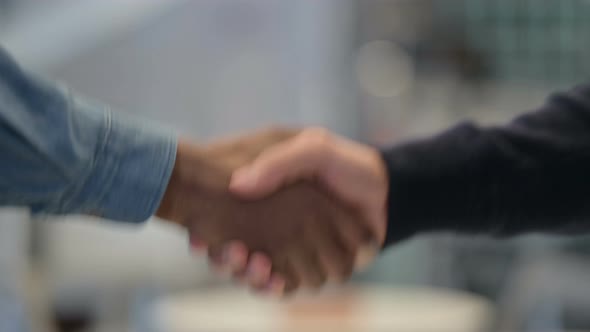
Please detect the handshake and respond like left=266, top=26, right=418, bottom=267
left=155, top=128, right=389, bottom=296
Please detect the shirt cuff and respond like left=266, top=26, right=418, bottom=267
left=62, top=109, right=177, bottom=223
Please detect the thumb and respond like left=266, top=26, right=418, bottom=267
left=229, top=137, right=328, bottom=199
left=229, top=165, right=273, bottom=198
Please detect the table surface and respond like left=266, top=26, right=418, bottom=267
left=152, top=285, right=494, bottom=332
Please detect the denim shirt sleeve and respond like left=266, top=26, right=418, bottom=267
left=0, top=48, right=177, bottom=223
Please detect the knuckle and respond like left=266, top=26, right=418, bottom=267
left=298, top=127, right=335, bottom=165
left=301, top=127, right=332, bottom=147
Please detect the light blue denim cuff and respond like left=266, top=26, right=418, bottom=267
left=97, top=112, right=176, bottom=222
left=58, top=108, right=177, bottom=223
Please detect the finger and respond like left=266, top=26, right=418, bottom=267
left=245, top=252, right=272, bottom=288
left=333, top=207, right=374, bottom=254
left=308, top=215, right=356, bottom=283
left=207, top=241, right=248, bottom=276
left=228, top=251, right=249, bottom=285
left=276, top=259, right=300, bottom=296
left=330, top=207, right=378, bottom=271
left=267, top=274, right=286, bottom=297
left=355, top=242, right=380, bottom=271
left=288, top=243, right=327, bottom=291
left=207, top=245, right=227, bottom=275
left=252, top=273, right=286, bottom=297
left=230, top=131, right=330, bottom=198
left=224, top=241, right=249, bottom=274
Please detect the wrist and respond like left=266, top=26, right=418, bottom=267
left=156, top=139, right=229, bottom=226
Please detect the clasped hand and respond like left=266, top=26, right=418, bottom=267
left=156, top=128, right=388, bottom=296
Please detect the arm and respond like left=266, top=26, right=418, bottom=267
left=0, top=47, right=176, bottom=222
left=383, top=83, right=590, bottom=243
left=0, top=48, right=367, bottom=295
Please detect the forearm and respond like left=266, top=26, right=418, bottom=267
left=383, top=83, right=590, bottom=245
left=0, top=48, right=176, bottom=222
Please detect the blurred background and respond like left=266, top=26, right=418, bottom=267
left=1, top=0, right=590, bottom=331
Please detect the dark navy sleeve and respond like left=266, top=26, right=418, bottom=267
left=382, top=83, right=590, bottom=246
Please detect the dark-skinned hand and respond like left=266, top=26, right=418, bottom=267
left=156, top=129, right=374, bottom=295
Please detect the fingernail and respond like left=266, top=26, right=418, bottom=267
left=229, top=250, right=245, bottom=270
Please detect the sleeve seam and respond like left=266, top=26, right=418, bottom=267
left=55, top=106, right=115, bottom=214
left=145, top=135, right=177, bottom=218
left=82, top=108, right=120, bottom=215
